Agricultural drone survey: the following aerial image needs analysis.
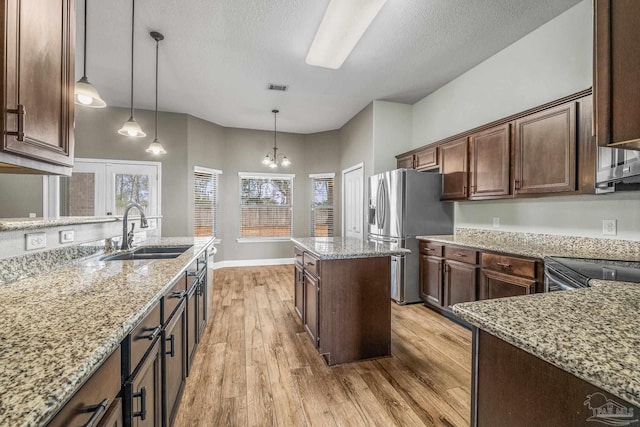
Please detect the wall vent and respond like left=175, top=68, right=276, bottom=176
left=268, top=83, right=288, bottom=91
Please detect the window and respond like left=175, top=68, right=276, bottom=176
left=194, top=167, right=222, bottom=238
left=238, top=172, right=294, bottom=240
left=310, top=173, right=335, bottom=237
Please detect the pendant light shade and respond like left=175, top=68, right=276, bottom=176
left=262, top=110, right=290, bottom=168
left=118, top=0, right=145, bottom=137
left=75, top=0, right=106, bottom=108
left=145, top=31, right=167, bottom=155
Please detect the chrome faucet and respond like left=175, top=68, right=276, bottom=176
left=121, top=202, right=149, bottom=250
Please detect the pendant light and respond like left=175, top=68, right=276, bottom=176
left=261, top=110, right=290, bottom=168
left=146, top=31, right=167, bottom=155
left=74, top=0, right=106, bottom=107
left=118, top=0, right=146, bottom=137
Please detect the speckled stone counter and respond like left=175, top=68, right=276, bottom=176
left=418, top=228, right=640, bottom=260
left=291, top=237, right=410, bottom=259
left=453, top=282, right=640, bottom=407
left=0, top=236, right=215, bottom=427
left=0, top=216, right=119, bottom=231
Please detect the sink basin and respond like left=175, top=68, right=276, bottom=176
left=101, top=245, right=192, bottom=261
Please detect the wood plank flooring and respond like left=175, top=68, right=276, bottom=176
left=174, top=265, right=471, bottom=427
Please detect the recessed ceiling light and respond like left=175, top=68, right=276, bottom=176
left=306, top=0, right=387, bottom=70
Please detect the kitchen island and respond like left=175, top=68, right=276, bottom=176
left=291, top=237, right=410, bottom=365
left=0, top=236, right=214, bottom=427
left=454, top=280, right=640, bottom=426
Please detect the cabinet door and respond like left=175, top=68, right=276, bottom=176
left=186, top=285, right=197, bottom=375
left=415, top=147, right=438, bottom=171
left=197, top=278, right=206, bottom=340
left=397, top=154, right=415, bottom=169
left=595, top=0, right=640, bottom=148
left=304, top=271, right=319, bottom=347
left=480, top=270, right=536, bottom=300
left=294, top=264, right=304, bottom=320
left=97, top=398, right=123, bottom=427
left=439, top=137, right=469, bottom=200
left=514, top=102, right=577, bottom=194
left=2, top=0, right=75, bottom=168
left=163, top=304, right=186, bottom=427
left=419, top=255, right=443, bottom=306
left=128, top=340, right=162, bottom=427
left=469, top=124, right=511, bottom=198
left=444, top=260, right=478, bottom=309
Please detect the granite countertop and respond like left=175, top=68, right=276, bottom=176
left=0, top=215, right=163, bottom=232
left=0, top=236, right=215, bottom=427
left=453, top=282, right=640, bottom=407
left=291, top=237, right=410, bottom=259
left=418, top=228, right=640, bottom=260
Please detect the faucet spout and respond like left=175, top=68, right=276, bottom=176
left=121, top=202, right=149, bottom=250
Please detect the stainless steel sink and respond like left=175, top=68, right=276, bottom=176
left=101, top=245, right=192, bottom=261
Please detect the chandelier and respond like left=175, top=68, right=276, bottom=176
left=262, top=109, right=290, bottom=168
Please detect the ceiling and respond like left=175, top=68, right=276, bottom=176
left=78, top=0, right=583, bottom=134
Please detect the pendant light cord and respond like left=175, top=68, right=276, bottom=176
left=155, top=37, right=159, bottom=140
left=82, top=0, right=87, bottom=77
left=129, top=0, right=135, bottom=117
left=273, top=110, right=278, bottom=160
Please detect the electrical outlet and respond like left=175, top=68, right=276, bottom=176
left=602, top=219, right=617, bottom=236
left=25, top=232, right=46, bottom=250
left=59, top=229, right=74, bottom=244
left=492, top=217, right=500, bottom=228
left=147, top=219, right=157, bottom=230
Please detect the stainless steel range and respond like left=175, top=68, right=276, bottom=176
left=544, top=256, right=640, bottom=291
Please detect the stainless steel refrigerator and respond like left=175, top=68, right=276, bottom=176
left=368, top=169, right=453, bottom=304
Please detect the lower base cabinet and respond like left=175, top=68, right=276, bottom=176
left=163, top=301, right=186, bottom=427
left=303, top=270, right=319, bottom=346
left=294, top=263, right=304, bottom=319
left=99, top=398, right=123, bottom=427
left=125, top=340, right=162, bottom=427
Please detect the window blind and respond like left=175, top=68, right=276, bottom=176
left=239, top=173, right=294, bottom=239
left=194, top=167, right=222, bottom=238
left=310, top=173, right=335, bottom=237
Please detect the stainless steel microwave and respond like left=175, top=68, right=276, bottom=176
left=596, top=146, right=640, bottom=192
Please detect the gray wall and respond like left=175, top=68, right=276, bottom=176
left=373, top=100, right=412, bottom=174
left=0, top=174, right=42, bottom=217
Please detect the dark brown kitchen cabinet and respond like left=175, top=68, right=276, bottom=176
left=419, top=241, right=444, bottom=307
left=415, top=146, right=438, bottom=170
left=126, top=340, right=162, bottom=427
left=444, top=260, right=479, bottom=309
left=396, top=153, right=415, bottom=169
left=196, top=277, right=206, bottom=339
left=480, top=252, right=541, bottom=299
left=294, top=263, right=304, bottom=320
left=186, top=281, right=197, bottom=373
left=97, top=398, right=123, bottom=427
left=594, top=0, right=640, bottom=149
left=163, top=301, right=186, bottom=427
left=0, top=0, right=75, bottom=175
left=514, top=102, right=577, bottom=195
left=303, top=270, right=319, bottom=346
left=47, top=347, right=122, bottom=427
left=469, top=123, right=511, bottom=199
left=439, top=137, right=469, bottom=200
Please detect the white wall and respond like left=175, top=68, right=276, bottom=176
left=373, top=100, right=412, bottom=174
left=412, top=0, right=593, bottom=147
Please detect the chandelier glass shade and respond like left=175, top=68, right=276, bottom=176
left=262, top=109, right=290, bottom=168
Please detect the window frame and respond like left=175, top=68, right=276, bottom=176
left=193, top=166, right=222, bottom=241
left=309, top=173, right=335, bottom=238
left=237, top=172, right=295, bottom=243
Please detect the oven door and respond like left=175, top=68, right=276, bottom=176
left=544, top=264, right=586, bottom=292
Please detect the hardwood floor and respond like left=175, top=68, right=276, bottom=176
left=174, top=265, right=471, bottom=427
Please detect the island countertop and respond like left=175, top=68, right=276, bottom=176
left=453, top=281, right=640, bottom=408
left=0, top=236, right=215, bottom=427
left=291, top=237, right=410, bottom=259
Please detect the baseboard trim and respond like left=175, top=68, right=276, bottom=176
left=213, top=258, right=294, bottom=269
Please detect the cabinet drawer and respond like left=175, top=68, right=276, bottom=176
left=303, top=252, right=320, bottom=277
left=482, top=253, right=536, bottom=279
left=444, top=246, right=478, bottom=264
left=294, top=246, right=304, bottom=266
left=419, top=241, right=443, bottom=257
left=163, top=275, right=187, bottom=325
left=130, top=303, right=161, bottom=373
left=48, top=348, right=121, bottom=427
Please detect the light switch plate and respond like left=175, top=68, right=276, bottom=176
left=602, top=219, right=617, bottom=236
left=492, top=217, right=500, bottom=228
left=25, top=232, right=46, bottom=250
left=59, top=229, right=74, bottom=244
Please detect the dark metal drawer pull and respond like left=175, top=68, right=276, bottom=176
left=305, top=261, right=315, bottom=266
left=6, top=104, right=25, bottom=141
left=140, top=325, right=161, bottom=341
left=133, top=387, right=147, bottom=420
left=424, top=248, right=434, bottom=251
left=454, top=253, right=467, bottom=257
left=170, top=290, right=186, bottom=299
left=496, top=262, right=511, bottom=268
left=166, top=334, right=175, bottom=357
left=187, top=271, right=198, bottom=277
left=80, top=398, right=108, bottom=427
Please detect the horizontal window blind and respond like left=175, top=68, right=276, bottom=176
left=194, top=167, right=222, bottom=238
left=239, top=173, right=293, bottom=239
left=310, top=174, right=334, bottom=237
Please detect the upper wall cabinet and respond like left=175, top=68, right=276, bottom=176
left=594, top=0, right=640, bottom=150
left=469, top=123, right=511, bottom=199
left=0, top=0, right=75, bottom=175
left=513, top=102, right=576, bottom=195
left=396, top=146, right=438, bottom=171
left=439, top=137, right=468, bottom=200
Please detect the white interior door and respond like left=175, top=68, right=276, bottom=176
left=342, top=164, right=364, bottom=239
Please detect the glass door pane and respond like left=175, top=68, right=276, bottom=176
left=107, top=163, right=159, bottom=216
